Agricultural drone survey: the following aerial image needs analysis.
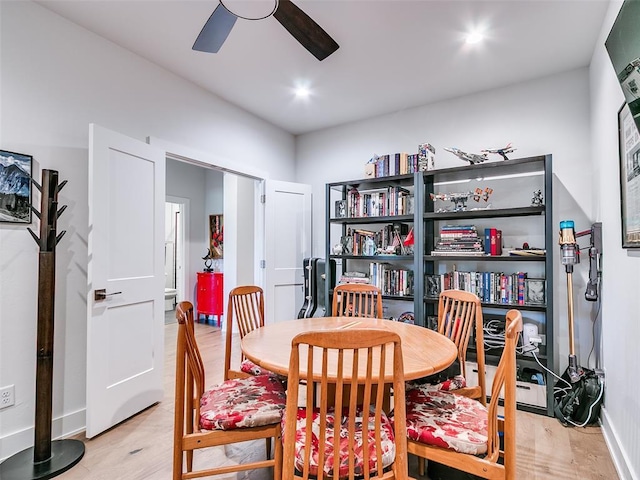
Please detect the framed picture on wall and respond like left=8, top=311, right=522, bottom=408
left=0, top=149, right=32, bottom=224
left=618, top=103, right=640, bottom=248
left=209, top=214, right=223, bottom=258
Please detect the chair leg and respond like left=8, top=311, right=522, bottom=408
left=186, top=450, right=193, bottom=473
left=418, top=457, right=425, bottom=476
left=273, top=429, right=283, bottom=480
left=266, top=437, right=272, bottom=460
left=173, top=444, right=182, bottom=480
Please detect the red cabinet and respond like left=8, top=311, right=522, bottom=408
left=196, top=272, right=223, bottom=325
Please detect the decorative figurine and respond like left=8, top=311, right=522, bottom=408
left=531, top=189, right=543, bottom=206
left=202, top=249, right=214, bottom=272
left=443, top=146, right=488, bottom=165
left=430, top=187, right=493, bottom=212
left=481, top=142, right=517, bottom=161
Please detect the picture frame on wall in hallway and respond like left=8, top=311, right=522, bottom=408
left=209, top=214, right=223, bottom=258
left=0, top=149, right=32, bottom=224
left=618, top=103, right=640, bottom=248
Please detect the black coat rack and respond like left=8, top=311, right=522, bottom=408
left=0, top=169, right=84, bottom=479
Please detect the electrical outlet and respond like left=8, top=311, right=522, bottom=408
left=0, top=385, right=15, bottom=409
left=538, top=334, right=546, bottom=346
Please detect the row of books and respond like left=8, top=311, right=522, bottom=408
left=426, top=271, right=540, bottom=305
left=341, top=186, right=414, bottom=218
left=341, top=223, right=411, bottom=256
left=483, top=228, right=503, bottom=256
left=369, top=153, right=420, bottom=178
left=369, top=262, right=414, bottom=297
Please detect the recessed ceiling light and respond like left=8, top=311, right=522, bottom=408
left=295, top=86, right=311, bottom=99
left=465, top=30, right=484, bottom=44
left=465, top=31, right=484, bottom=44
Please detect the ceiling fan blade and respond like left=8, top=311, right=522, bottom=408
left=193, top=4, right=237, bottom=53
left=273, top=0, right=339, bottom=61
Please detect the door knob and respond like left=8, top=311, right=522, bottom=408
left=94, top=289, right=122, bottom=301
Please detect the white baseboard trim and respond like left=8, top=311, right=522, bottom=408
left=600, top=407, right=638, bottom=480
left=0, top=408, right=86, bottom=462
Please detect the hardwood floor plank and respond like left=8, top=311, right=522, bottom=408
left=56, top=321, right=618, bottom=479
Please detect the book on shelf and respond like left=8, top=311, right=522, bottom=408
left=509, top=248, right=546, bottom=256
left=369, top=262, right=414, bottom=296
left=433, top=270, right=532, bottom=305
left=484, top=227, right=503, bottom=256
left=345, top=186, right=413, bottom=217
left=430, top=250, right=486, bottom=256
left=372, top=152, right=417, bottom=178
left=340, top=271, right=370, bottom=284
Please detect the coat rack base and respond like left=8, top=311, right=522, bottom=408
left=0, top=439, right=85, bottom=480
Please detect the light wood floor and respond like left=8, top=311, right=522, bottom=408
left=58, top=320, right=618, bottom=480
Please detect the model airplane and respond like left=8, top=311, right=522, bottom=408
left=443, top=147, right=488, bottom=165
left=481, top=143, right=517, bottom=161
left=430, top=187, right=493, bottom=212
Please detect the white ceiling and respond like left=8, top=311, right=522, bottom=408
left=37, top=0, right=610, bottom=135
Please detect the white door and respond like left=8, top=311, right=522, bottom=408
left=264, top=180, right=312, bottom=324
left=86, top=124, right=165, bottom=438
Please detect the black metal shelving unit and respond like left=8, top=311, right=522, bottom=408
left=324, top=154, right=555, bottom=416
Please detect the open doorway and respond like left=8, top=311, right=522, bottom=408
left=153, top=139, right=311, bottom=325
left=164, top=197, right=187, bottom=324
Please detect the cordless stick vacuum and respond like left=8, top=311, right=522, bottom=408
left=558, top=220, right=584, bottom=383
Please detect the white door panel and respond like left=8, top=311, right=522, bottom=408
left=87, top=124, right=165, bottom=438
left=264, top=180, right=311, bottom=324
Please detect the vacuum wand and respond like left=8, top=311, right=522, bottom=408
left=559, top=220, right=583, bottom=383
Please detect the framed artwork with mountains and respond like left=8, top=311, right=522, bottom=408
left=0, top=149, right=32, bottom=224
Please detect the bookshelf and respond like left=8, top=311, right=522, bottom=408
left=325, top=173, right=419, bottom=309
left=325, top=154, right=554, bottom=415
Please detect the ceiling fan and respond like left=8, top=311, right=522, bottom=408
left=193, top=0, right=339, bottom=61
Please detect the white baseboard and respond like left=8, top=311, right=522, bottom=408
left=0, top=408, right=86, bottom=462
left=600, top=407, right=638, bottom=480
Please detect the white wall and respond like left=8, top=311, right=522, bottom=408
left=590, top=2, right=640, bottom=478
left=297, top=68, right=596, bottom=375
left=223, top=174, right=257, bottom=328
left=0, top=0, right=295, bottom=459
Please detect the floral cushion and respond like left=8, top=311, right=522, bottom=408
left=200, top=374, right=286, bottom=430
left=240, top=359, right=288, bottom=384
left=283, top=406, right=396, bottom=478
left=407, top=374, right=467, bottom=392
left=240, top=359, right=271, bottom=376
left=405, top=389, right=488, bottom=455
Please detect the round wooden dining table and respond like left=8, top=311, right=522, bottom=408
left=241, top=316, right=458, bottom=382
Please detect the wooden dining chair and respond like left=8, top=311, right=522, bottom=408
left=332, top=283, right=384, bottom=318
left=412, top=289, right=487, bottom=403
left=405, top=309, right=523, bottom=480
left=173, top=301, right=285, bottom=480
left=282, top=328, right=408, bottom=480
left=227, top=285, right=295, bottom=394
left=225, top=285, right=280, bottom=380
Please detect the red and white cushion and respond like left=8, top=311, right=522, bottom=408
left=240, top=359, right=271, bottom=377
left=240, top=359, right=288, bottom=384
left=283, top=406, right=396, bottom=478
left=407, top=374, right=467, bottom=392
left=200, top=374, right=286, bottom=430
left=437, top=375, right=467, bottom=391
left=405, top=388, right=488, bottom=455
